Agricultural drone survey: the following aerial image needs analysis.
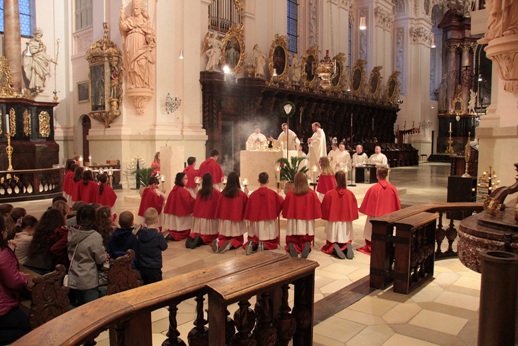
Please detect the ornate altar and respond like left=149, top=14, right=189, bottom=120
left=86, top=23, right=123, bottom=128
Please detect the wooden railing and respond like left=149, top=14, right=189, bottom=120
left=370, top=202, right=483, bottom=292
left=13, top=252, right=318, bottom=346
left=0, top=167, right=64, bottom=202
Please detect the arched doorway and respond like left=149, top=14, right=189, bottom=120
left=81, top=115, right=91, bottom=160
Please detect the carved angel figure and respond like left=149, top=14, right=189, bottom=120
left=291, top=54, right=302, bottom=84
left=203, top=32, right=223, bottom=72
left=252, top=44, right=266, bottom=79
left=468, top=89, right=477, bottom=114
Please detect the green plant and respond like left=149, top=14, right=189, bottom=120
left=132, top=167, right=157, bottom=187
left=276, top=156, right=308, bottom=183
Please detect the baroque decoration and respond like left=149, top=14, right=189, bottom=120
left=38, top=111, right=51, bottom=138
left=267, top=35, right=290, bottom=88
left=23, top=109, right=31, bottom=137
left=301, top=45, right=320, bottom=92
left=220, top=24, right=246, bottom=74
left=86, top=23, right=124, bottom=127
left=374, top=6, right=394, bottom=30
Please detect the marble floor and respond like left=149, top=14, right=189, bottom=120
left=17, top=163, right=482, bottom=345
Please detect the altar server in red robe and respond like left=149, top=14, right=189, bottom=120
left=63, top=159, right=76, bottom=206
left=78, top=170, right=98, bottom=203
left=316, top=156, right=336, bottom=202
left=321, top=171, right=359, bottom=259
left=163, top=172, right=195, bottom=241
left=244, top=172, right=284, bottom=255
left=282, top=172, right=322, bottom=258
left=198, top=150, right=224, bottom=190
left=138, top=177, right=165, bottom=221
left=96, top=173, right=117, bottom=207
left=187, top=173, right=221, bottom=249
left=358, top=165, right=401, bottom=255
left=183, top=156, right=198, bottom=198
left=70, top=166, right=84, bottom=202
left=213, top=172, right=248, bottom=253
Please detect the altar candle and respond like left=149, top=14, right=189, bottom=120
left=160, top=175, right=165, bottom=182
left=88, top=155, right=92, bottom=163
left=275, top=165, right=281, bottom=182
left=312, top=165, right=317, bottom=182
left=243, top=178, right=248, bottom=186
left=449, top=122, right=452, bottom=132
left=5, top=113, right=9, bottom=134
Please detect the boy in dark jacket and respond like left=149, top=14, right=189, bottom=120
left=107, top=211, right=137, bottom=260
left=136, top=208, right=168, bottom=284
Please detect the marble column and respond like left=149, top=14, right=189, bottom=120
left=447, top=43, right=459, bottom=112
left=4, top=0, right=22, bottom=91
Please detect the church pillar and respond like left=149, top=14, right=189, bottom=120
left=4, top=0, right=22, bottom=91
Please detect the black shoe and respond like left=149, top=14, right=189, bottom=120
left=345, top=243, right=354, bottom=260
left=218, top=241, right=232, bottom=254
left=245, top=240, right=254, bottom=256
left=165, top=234, right=173, bottom=241
left=257, top=241, right=265, bottom=252
left=211, top=239, right=218, bottom=253
left=288, top=242, right=298, bottom=258
left=301, top=242, right=311, bottom=259
left=190, top=235, right=201, bottom=249
left=185, top=236, right=193, bottom=249
left=333, top=244, right=346, bottom=260
left=195, top=235, right=204, bottom=247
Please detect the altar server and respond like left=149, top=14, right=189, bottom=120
left=163, top=172, right=195, bottom=241
left=198, top=150, right=224, bottom=189
left=78, top=170, right=98, bottom=204
left=321, top=171, right=358, bottom=259
left=316, top=156, right=336, bottom=202
left=183, top=156, right=198, bottom=198
left=96, top=173, right=117, bottom=208
left=358, top=166, right=400, bottom=255
left=244, top=172, right=284, bottom=255
left=213, top=172, right=248, bottom=253
left=282, top=172, right=321, bottom=259
left=63, top=159, right=76, bottom=206
left=187, top=173, right=221, bottom=248
left=138, top=177, right=165, bottom=221
left=70, top=166, right=84, bottom=202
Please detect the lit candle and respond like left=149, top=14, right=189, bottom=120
left=243, top=178, right=248, bottom=187
left=275, top=165, right=281, bottom=182
left=5, top=113, right=9, bottom=134
left=88, top=155, right=92, bottom=163
left=160, top=175, right=165, bottom=182
left=312, top=165, right=317, bottom=182
left=79, top=155, right=83, bottom=167
left=194, top=176, right=201, bottom=185
left=449, top=122, right=452, bottom=132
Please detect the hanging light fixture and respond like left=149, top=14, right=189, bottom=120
left=359, top=16, right=367, bottom=31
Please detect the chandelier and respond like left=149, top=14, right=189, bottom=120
left=316, top=50, right=336, bottom=89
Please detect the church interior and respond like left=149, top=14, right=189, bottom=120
left=2, top=0, right=518, bottom=345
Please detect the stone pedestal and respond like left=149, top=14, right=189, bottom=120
left=160, top=146, right=184, bottom=193
left=240, top=150, right=283, bottom=189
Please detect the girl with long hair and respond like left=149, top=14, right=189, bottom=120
left=316, top=156, right=336, bottom=202
left=78, top=170, right=98, bottom=203
left=70, top=166, right=84, bottom=202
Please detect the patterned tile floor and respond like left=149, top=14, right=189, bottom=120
left=17, top=163, right=482, bottom=345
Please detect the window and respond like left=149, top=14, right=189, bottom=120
left=75, top=0, right=92, bottom=32
left=0, top=0, right=32, bottom=37
left=287, top=0, right=298, bottom=54
left=209, top=0, right=241, bottom=33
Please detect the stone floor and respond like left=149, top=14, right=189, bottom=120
left=17, top=163, right=481, bottom=345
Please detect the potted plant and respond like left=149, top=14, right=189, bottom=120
left=132, top=167, right=158, bottom=195
left=276, top=156, right=309, bottom=194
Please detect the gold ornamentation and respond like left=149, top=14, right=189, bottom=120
left=329, top=53, right=346, bottom=94
left=350, top=59, right=367, bottom=99
left=8, top=108, right=16, bottom=136
left=0, top=56, right=25, bottom=99
left=0, top=112, right=3, bottom=136
left=385, top=71, right=401, bottom=105
left=23, top=109, right=31, bottom=137
left=483, top=195, right=502, bottom=216
left=38, top=111, right=51, bottom=138
left=220, top=24, right=246, bottom=74
left=267, top=34, right=290, bottom=87
left=368, top=66, right=383, bottom=101
left=301, top=45, right=320, bottom=92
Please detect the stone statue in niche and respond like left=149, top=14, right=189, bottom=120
left=437, top=74, right=448, bottom=112
left=252, top=44, right=266, bottom=79
left=479, top=0, right=518, bottom=43
left=119, top=0, right=156, bottom=90
left=291, top=54, right=302, bottom=84
left=22, top=28, right=56, bottom=93
left=203, top=32, right=223, bottom=72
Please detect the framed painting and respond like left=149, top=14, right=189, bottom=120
left=220, top=24, right=246, bottom=73
left=78, top=81, right=89, bottom=103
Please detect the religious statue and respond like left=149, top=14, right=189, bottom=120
left=291, top=54, right=302, bottom=85
left=468, top=89, right=477, bottom=114
left=437, top=74, right=448, bottom=112
left=252, top=44, right=266, bottom=79
left=119, top=0, right=156, bottom=90
left=22, top=28, right=56, bottom=93
left=203, top=32, right=223, bottom=72
left=479, top=0, right=518, bottom=43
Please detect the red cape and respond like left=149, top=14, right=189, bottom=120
left=359, top=180, right=401, bottom=217
left=138, top=186, right=164, bottom=216
left=316, top=174, right=336, bottom=195
left=96, top=184, right=118, bottom=208
left=244, top=187, right=284, bottom=222
left=63, top=170, right=74, bottom=195
left=163, top=185, right=195, bottom=216
left=198, top=158, right=224, bottom=184
left=215, top=190, right=248, bottom=221
left=282, top=190, right=322, bottom=220
left=183, top=165, right=198, bottom=188
left=78, top=180, right=99, bottom=203
left=193, top=188, right=221, bottom=219
left=70, top=180, right=81, bottom=202
left=322, top=187, right=359, bottom=222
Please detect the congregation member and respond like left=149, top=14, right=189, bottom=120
left=67, top=201, right=86, bottom=227
left=308, top=122, right=327, bottom=172
left=49, top=203, right=71, bottom=269
left=183, top=156, right=198, bottom=198
left=63, top=159, right=77, bottom=206
left=268, top=123, right=300, bottom=150
left=78, top=170, right=98, bottom=204
left=352, top=144, right=368, bottom=166
left=246, top=125, right=267, bottom=150
left=187, top=173, right=221, bottom=249
left=136, top=207, right=168, bottom=285
left=70, top=166, right=84, bottom=202
left=6, top=208, right=27, bottom=239
left=67, top=204, right=108, bottom=306
left=213, top=172, right=248, bottom=253
left=151, top=151, right=160, bottom=176
left=358, top=166, right=400, bottom=255
left=0, top=216, right=30, bottom=344
left=198, top=150, right=224, bottom=189
left=163, top=172, right=195, bottom=241
left=96, top=206, right=115, bottom=247
left=369, top=145, right=388, bottom=165
left=316, top=156, right=336, bottom=202
left=321, top=171, right=358, bottom=259
left=13, top=215, right=38, bottom=265
left=244, top=172, right=284, bottom=255
left=282, top=172, right=321, bottom=259
left=138, top=176, right=165, bottom=223
left=107, top=211, right=138, bottom=260
left=96, top=173, right=118, bottom=209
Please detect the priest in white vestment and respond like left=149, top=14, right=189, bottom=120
left=308, top=122, right=327, bottom=171
left=268, top=123, right=300, bottom=151
left=333, top=143, right=351, bottom=171
left=352, top=144, right=368, bottom=167
left=369, top=145, right=388, bottom=165
left=246, top=126, right=267, bottom=150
